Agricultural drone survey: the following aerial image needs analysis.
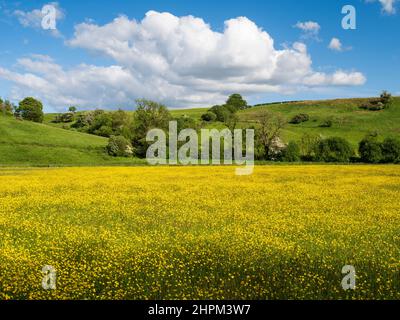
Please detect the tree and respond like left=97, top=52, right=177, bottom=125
left=69, top=106, right=77, bottom=113
left=132, top=99, right=171, bottom=158
left=380, top=91, right=393, bottom=108
left=106, top=135, right=134, bottom=157
left=256, top=110, right=286, bottom=160
left=359, top=135, right=382, bottom=163
left=315, top=137, right=353, bottom=163
left=226, top=94, right=248, bottom=111
left=225, top=113, right=239, bottom=132
left=201, top=112, right=217, bottom=122
left=281, top=141, right=301, bottom=162
left=15, top=97, right=44, bottom=122
left=300, top=133, right=322, bottom=161
left=381, top=138, right=400, bottom=163
left=290, top=114, right=310, bottom=124
left=209, top=105, right=231, bottom=122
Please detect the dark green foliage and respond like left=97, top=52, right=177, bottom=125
left=15, top=97, right=44, bottom=123
left=209, top=105, right=232, bottom=122
left=290, top=113, right=310, bottom=124
left=380, top=91, right=393, bottom=108
left=315, top=137, right=353, bottom=162
left=106, top=135, right=134, bottom=157
left=381, top=138, right=400, bottom=163
left=359, top=135, right=383, bottom=163
left=280, top=141, right=301, bottom=162
left=68, top=106, right=77, bottom=113
left=201, top=111, right=217, bottom=122
left=132, top=99, right=171, bottom=158
left=320, top=119, right=333, bottom=128
left=226, top=94, right=248, bottom=111
left=53, top=112, right=75, bottom=123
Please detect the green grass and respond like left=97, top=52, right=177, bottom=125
left=240, top=97, right=400, bottom=147
left=0, top=116, right=146, bottom=166
left=5, top=96, right=400, bottom=166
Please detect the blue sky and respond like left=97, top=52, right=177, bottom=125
left=0, top=0, right=399, bottom=112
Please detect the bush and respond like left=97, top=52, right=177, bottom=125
left=359, top=136, right=383, bottom=163
left=281, top=141, right=301, bottom=162
left=201, top=112, right=217, bottom=122
left=209, top=105, right=231, bottom=122
left=320, top=119, right=333, bottom=128
left=106, top=136, right=134, bottom=157
left=53, top=112, right=74, bottom=123
left=381, top=138, right=400, bottom=163
left=289, top=114, right=309, bottom=124
left=380, top=91, right=393, bottom=108
left=15, top=97, right=44, bottom=123
left=315, top=137, right=353, bottom=162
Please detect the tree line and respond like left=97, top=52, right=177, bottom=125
left=2, top=93, right=399, bottom=164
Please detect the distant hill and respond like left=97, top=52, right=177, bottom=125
left=0, top=116, right=145, bottom=166
left=3, top=97, right=399, bottom=166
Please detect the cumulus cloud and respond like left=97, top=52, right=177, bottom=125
left=294, top=21, right=321, bottom=40
left=367, top=0, right=397, bottom=14
left=0, top=11, right=366, bottom=110
left=13, top=2, right=65, bottom=37
left=328, top=37, right=352, bottom=52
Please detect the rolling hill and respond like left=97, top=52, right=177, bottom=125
left=0, top=116, right=145, bottom=166
left=3, top=97, right=400, bottom=166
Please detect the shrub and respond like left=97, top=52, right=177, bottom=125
left=53, top=112, right=75, bottom=123
left=359, top=136, right=383, bottom=163
left=381, top=138, right=400, bottom=163
left=15, top=97, right=44, bottom=123
left=315, top=137, right=353, bottom=162
left=281, top=141, right=301, bottom=162
left=209, top=105, right=231, bottom=122
left=380, top=91, right=393, bottom=108
left=289, top=114, right=309, bottom=124
left=106, top=136, right=134, bottom=157
left=201, top=112, right=217, bottom=122
left=320, top=119, right=333, bottom=128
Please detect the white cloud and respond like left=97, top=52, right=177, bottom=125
left=13, top=2, right=65, bottom=37
left=367, top=0, right=397, bottom=14
left=294, top=21, right=321, bottom=40
left=0, top=11, right=366, bottom=110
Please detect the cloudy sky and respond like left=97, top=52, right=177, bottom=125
left=0, top=0, right=399, bottom=112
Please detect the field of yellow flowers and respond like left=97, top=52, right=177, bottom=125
left=0, top=165, right=399, bottom=300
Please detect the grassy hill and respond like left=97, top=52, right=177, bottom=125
left=237, top=97, right=400, bottom=146
left=4, top=96, right=400, bottom=166
left=0, top=116, right=145, bottom=166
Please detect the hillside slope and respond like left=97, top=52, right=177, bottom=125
left=0, top=116, right=144, bottom=166
left=239, top=97, right=400, bottom=146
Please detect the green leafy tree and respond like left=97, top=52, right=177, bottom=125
left=359, top=135, right=382, bottom=163
left=281, top=141, right=301, bottom=162
left=380, top=90, right=393, bottom=108
left=315, top=137, right=353, bottom=163
left=209, top=105, right=231, bottom=122
left=16, top=97, right=44, bottom=122
left=68, top=106, right=77, bottom=113
left=201, top=112, right=217, bottom=122
left=226, top=94, right=248, bottom=111
left=132, top=99, right=171, bottom=158
left=381, top=138, right=400, bottom=163
left=106, top=135, right=134, bottom=157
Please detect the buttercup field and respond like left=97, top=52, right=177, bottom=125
left=1, top=166, right=399, bottom=299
